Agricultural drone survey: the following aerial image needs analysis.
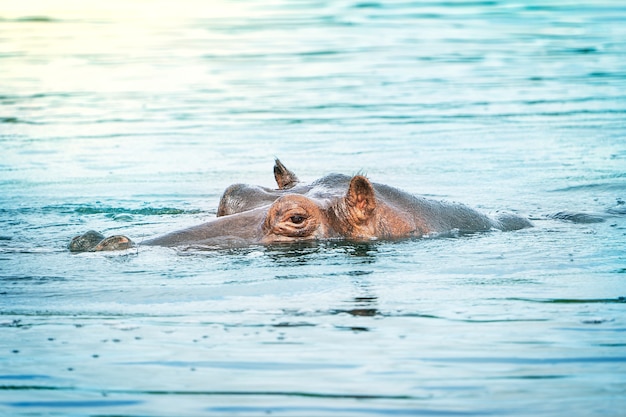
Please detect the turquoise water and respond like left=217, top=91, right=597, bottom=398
left=1, top=0, right=625, bottom=416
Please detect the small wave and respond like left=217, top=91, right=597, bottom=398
left=0, top=117, right=39, bottom=125
left=120, top=360, right=357, bottom=371
left=0, top=16, right=58, bottom=23
left=351, top=1, right=384, bottom=8
left=65, top=205, right=202, bottom=216
left=588, top=71, right=626, bottom=78
left=565, top=47, right=598, bottom=54
left=0, top=374, right=52, bottom=381
left=0, top=92, right=86, bottom=101
left=5, top=400, right=143, bottom=409
left=207, top=405, right=482, bottom=416
left=352, top=1, right=499, bottom=9
left=551, top=182, right=626, bottom=192
left=421, top=356, right=626, bottom=365
left=13, top=16, right=57, bottom=23
left=0, top=247, right=62, bottom=255
left=506, top=297, right=626, bottom=304
left=547, top=211, right=606, bottom=224
left=1, top=275, right=67, bottom=284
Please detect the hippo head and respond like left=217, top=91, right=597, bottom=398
left=260, top=175, right=418, bottom=243
left=131, top=173, right=422, bottom=250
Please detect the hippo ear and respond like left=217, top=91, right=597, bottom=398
left=345, top=175, right=376, bottom=221
left=274, top=158, right=299, bottom=190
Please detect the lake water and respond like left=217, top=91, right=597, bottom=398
left=1, top=0, right=625, bottom=416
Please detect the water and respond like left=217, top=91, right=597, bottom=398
left=1, top=0, right=625, bottom=415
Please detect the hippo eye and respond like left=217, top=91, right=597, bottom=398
left=262, top=194, right=323, bottom=241
left=289, top=215, right=306, bottom=224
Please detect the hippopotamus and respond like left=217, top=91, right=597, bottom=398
left=69, top=159, right=532, bottom=252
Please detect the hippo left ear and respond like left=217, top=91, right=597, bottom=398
left=345, top=175, right=376, bottom=222
left=274, top=158, right=299, bottom=190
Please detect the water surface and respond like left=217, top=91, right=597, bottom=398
left=1, top=1, right=625, bottom=416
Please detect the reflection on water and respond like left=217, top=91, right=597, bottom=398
left=335, top=295, right=379, bottom=320
left=1, top=0, right=626, bottom=416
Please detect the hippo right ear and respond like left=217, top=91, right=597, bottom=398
left=345, top=175, right=376, bottom=222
